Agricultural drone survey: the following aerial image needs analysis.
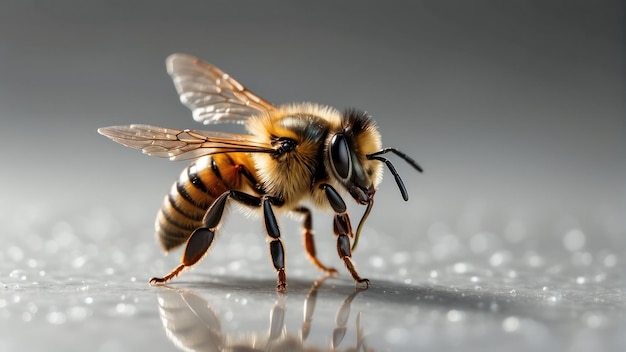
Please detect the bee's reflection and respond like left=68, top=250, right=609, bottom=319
left=156, top=278, right=372, bottom=352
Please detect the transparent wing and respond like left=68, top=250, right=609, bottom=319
left=98, top=124, right=276, bottom=161
left=167, top=53, right=276, bottom=125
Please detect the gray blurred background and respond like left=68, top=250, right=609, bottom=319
left=0, top=1, right=625, bottom=351
left=0, top=1, right=623, bottom=224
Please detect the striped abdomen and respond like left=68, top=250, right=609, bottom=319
left=155, top=153, right=259, bottom=251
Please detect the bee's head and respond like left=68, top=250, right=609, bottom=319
left=327, top=109, right=423, bottom=249
left=327, top=109, right=383, bottom=205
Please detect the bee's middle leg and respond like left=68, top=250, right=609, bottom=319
left=293, top=206, right=338, bottom=275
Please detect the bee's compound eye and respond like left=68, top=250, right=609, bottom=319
left=330, top=134, right=351, bottom=179
left=281, top=138, right=296, bottom=152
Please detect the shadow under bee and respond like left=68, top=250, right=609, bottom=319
left=156, top=277, right=374, bottom=352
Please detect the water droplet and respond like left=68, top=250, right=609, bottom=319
left=571, top=251, right=592, bottom=266
left=51, top=221, right=77, bottom=248
left=502, top=316, right=520, bottom=332
left=72, top=256, right=88, bottom=269
left=7, top=245, right=24, bottom=262
left=603, top=254, right=617, bottom=267
left=67, top=306, right=88, bottom=321
left=576, top=276, right=586, bottom=284
left=489, top=251, right=511, bottom=267
left=524, top=251, right=544, bottom=267
left=114, top=303, right=136, bottom=317
left=385, top=327, right=409, bottom=344
left=504, top=220, right=526, bottom=242
left=453, top=262, right=469, bottom=274
left=9, top=269, right=27, bottom=280
left=47, top=311, right=67, bottom=325
left=429, top=270, right=438, bottom=278
left=469, top=232, right=489, bottom=253
left=563, top=229, right=585, bottom=251
left=84, top=297, right=94, bottom=304
left=509, top=289, right=517, bottom=296
left=583, top=313, right=606, bottom=328
left=547, top=292, right=563, bottom=303
left=447, top=309, right=463, bottom=322
left=369, top=256, right=385, bottom=268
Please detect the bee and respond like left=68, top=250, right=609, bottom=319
left=98, top=54, right=422, bottom=291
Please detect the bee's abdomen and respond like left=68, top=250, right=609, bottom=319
left=155, top=154, right=257, bottom=251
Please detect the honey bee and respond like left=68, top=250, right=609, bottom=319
left=98, top=54, right=422, bottom=291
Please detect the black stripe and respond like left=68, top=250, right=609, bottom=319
left=160, top=207, right=198, bottom=232
left=211, top=157, right=223, bottom=181
left=167, top=193, right=204, bottom=221
left=157, top=217, right=191, bottom=239
left=187, top=163, right=208, bottom=193
left=176, top=178, right=201, bottom=208
left=157, top=219, right=191, bottom=249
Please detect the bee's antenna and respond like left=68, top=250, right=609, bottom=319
left=367, top=147, right=423, bottom=173
left=367, top=148, right=423, bottom=201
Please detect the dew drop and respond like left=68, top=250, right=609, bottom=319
left=603, top=254, right=617, bottom=267
left=9, top=269, right=27, bottom=280
left=369, top=256, right=385, bottom=268
left=68, top=306, right=88, bottom=321
left=114, top=303, right=137, bottom=317
left=385, top=327, right=409, bottom=344
left=447, top=309, right=463, bottom=322
left=47, top=311, right=67, bottom=325
left=563, top=229, right=585, bottom=251
left=453, top=262, right=469, bottom=274
left=7, top=245, right=24, bottom=262
left=502, top=316, right=520, bottom=332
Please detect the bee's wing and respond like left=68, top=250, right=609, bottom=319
left=167, top=53, right=276, bottom=125
left=98, top=124, right=276, bottom=161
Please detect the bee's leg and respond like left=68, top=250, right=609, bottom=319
left=149, top=227, right=216, bottom=285
left=293, top=206, right=338, bottom=275
left=150, top=190, right=268, bottom=286
left=301, top=277, right=329, bottom=341
left=263, top=197, right=288, bottom=291
left=321, top=184, right=370, bottom=288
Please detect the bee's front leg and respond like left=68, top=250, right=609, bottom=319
left=320, top=184, right=370, bottom=288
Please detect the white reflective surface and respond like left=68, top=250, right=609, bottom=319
left=1, top=201, right=624, bottom=352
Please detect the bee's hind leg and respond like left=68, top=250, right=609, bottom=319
left=293, top=206, right=338, bottom=276
left=150, top=191, right=230, bottom=285
left=150, top=227, right=215, bottom=285
left=151, top=190, right=290, bottom=292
